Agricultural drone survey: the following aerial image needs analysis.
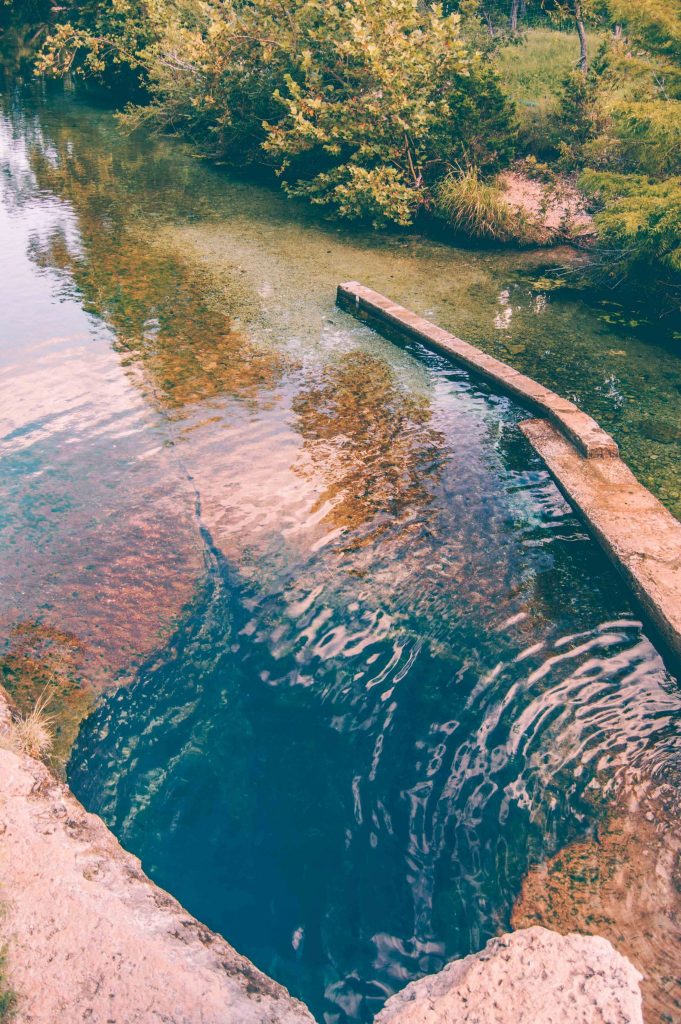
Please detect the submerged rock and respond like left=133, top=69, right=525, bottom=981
left=639, top=417, right=681, bottom=445
left=375, top=926, right=642, bottom=1024
left=514, top=789, right=681, bottom=1024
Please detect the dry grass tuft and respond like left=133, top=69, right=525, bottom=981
left=0, top=945, right=16, bottom=1022
left=0, top=688, right=55, bottom=762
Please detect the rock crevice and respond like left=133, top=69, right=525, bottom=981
left=0, top=708, right=314, bottom=1024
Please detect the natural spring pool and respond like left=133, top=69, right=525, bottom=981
left=1, top=83, right=680, bottom=1023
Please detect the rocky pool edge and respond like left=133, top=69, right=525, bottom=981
left=0, top=275, right=658, bottom=1020
left=0, top=685, right=644, bottom=1022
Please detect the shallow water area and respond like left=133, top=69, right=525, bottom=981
left=0, top=83, right=680, bottom=1023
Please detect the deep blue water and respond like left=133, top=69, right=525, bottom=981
left=68, top=343, right=677, bottom=1022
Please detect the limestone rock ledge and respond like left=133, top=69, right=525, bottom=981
left=375, top=927, right=643, bottom=1024
left=0, top=737, right=314, bottom=1024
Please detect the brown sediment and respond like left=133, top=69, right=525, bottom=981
left=0, top=459, right=207, bottom=751
left=31, top=220, right=287, bottom=412
left=0, top=624, right=94, bottom=765
left=27, top=138, right=289, bottom=414
left=3, top=131, right=292, bottom=763
left=513, top=788, right=681, bottom=1024
left=292, top=349, right=446, bottom=550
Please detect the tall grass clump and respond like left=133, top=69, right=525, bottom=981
left=435, top=169, right=532, bottom=243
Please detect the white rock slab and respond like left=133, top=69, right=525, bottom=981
left=375, top=926, right=643, bottom=1024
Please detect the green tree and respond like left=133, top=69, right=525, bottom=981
left=35, top=0, right=159, bottom=89
left=540, top=0, right=602, bottom=73
left=576, top=0, right=681, bottom=313
left=262, top=0, right=515, bottom=225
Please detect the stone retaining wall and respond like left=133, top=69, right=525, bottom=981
left=337, top=281, right=681, bottom=666
left=337, top=282, right=619, bottom=459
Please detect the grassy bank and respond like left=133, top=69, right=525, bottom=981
left=498, top=28, right=604, bottom=155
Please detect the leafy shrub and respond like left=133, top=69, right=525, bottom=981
left=580, top=169, right=681, bottom=309
left=0, top=0, right=53, bottom=73
left=34, top=0, right=153, bottom=92
left=39, top=0, right=517, bottom=227
left=261, top=0, right=516, bottom=225
left=541, top=2, right=681, bottom=312
left=497, top=27, right=603, bottom=157
left=609, top=100, right=681, bottom=178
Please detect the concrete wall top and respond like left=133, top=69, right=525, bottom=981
left=337, top=281, right=681, bottom=667
left=337, top=281, right=619, bottom=460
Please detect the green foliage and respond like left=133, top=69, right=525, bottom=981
left=434, top=167, right=534, bottom=240
left=40, top=0, right=517, bottom=227
left=580, top=170, right=681, bottom=299
left=28, top=0, right=681, bottom=312
left=261, top=0, right=515, bottom=225
left=537, top=1, right=681, bottom=310
left=35, top=0, right=158, bottom=88
left=0, top=0, right=53, bottom=73
left=553, top=64, right=606, bottom=168
left=608, top=0, right=681, bottom=60
left=570, top=2, right=681, bottom=177
left=610, top=99, right=681, bottom=177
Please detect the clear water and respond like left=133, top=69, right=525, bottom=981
left=1, top=83, right=680, bottom=1022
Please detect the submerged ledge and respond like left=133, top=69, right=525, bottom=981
left=337, top=281, right=681, bottom=666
